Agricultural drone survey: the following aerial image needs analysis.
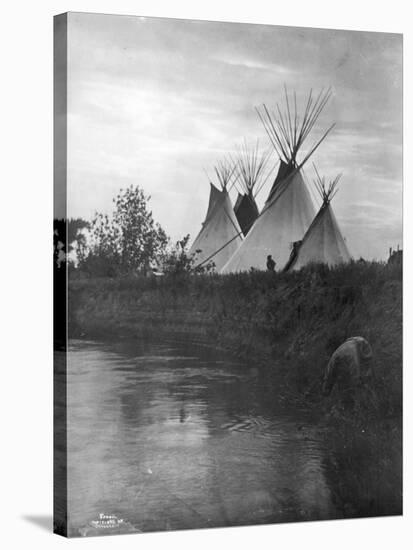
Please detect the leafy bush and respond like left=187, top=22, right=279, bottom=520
left=160, top=234, right=215, bottom=276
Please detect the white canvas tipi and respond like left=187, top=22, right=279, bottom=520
left=189, top=160, right=243, bottom=272
left=221, top=87, right=335, bottom=273
left=285, top=169, right=351, bottom=271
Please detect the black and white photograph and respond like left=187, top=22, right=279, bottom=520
left=52, top=10, right=403, bottom=539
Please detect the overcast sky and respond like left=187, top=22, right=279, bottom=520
left=65, top=12, right=402, bottom=260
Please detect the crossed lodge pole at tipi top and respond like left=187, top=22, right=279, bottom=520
left=230, top=139, right=275, bottom=236
left=256, top=86, right=334, bottom=167
left=312, top=163, right=341, bottom=206
left=231, top=139, right=274, bottom=200
left=194, top=86, right=336, bottom=271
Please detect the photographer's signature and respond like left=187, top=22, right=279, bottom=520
left=79, top=513, right=140, bottom=537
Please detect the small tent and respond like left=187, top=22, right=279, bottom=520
left=189, top=159, right=243, bottom=272
left=221, top=87, right=335, bottom=273
left=285, top=169, right=351, bottom=271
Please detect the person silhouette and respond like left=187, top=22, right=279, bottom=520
left=266, top=255, right=276, bottom=272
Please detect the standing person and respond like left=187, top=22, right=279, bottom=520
left=266, top=254, right=276, bottom=272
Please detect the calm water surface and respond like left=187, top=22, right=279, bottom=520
left=66, top=338, right=392, bottom=536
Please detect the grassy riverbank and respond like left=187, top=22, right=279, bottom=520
left=69, top=261, right=401, bottom=414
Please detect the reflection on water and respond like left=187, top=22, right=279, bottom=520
left=66, top=339, right=395, bottom=536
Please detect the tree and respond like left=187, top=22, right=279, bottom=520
left=78, top=185, right=168, bottom=276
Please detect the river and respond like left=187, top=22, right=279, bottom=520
left=66, top=338, right=400, bottom=536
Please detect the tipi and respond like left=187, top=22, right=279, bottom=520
left=189, top=159, right=243, bottom=272
left=221, top=87, right=335, bottom=273
left=233, top=140, right=273, bottom=236
left=284, top=168, right=351, bottom=271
